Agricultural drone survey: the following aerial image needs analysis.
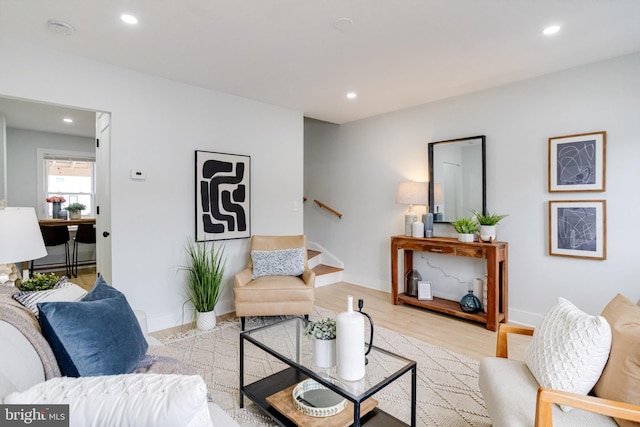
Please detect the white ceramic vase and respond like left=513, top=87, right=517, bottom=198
left=313, top=338, right=336, bottom=368
left=196, top=310, right=217, bottom=331
left=479, top=225, right=496, bottom=242
left=457, top=233, right=475, bottom=243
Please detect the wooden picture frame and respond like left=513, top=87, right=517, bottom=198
left=195, top=150, right=251, bottom=241
left=549, top=200, right=606, bottom=260
left=548, top=131, right=606, bottom=192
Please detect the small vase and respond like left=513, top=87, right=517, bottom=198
left=313, top=338, right=336, bottom=368
left=52, top=202, right=62, bottom=219
left=196, top=310, right=217, bottom=330
left=457, top=233, right=475, bottom=243
left=459, top=290, right=482, bottom=313
left=479, top=225, right=496, bottom=242
left=70, top=211, right=81, bottom=219
left=405, top=269, right=421, bottom=297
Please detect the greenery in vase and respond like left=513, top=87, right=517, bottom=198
left=472, top=209, right=508, bottom=226
left=181, top=240, right=226, bottom=313
left=66, top=202, right=86, bottom=213
left=304, top=317, right=336, bottom=340
left=452, top=217, right=478, bottom=234
left=19, top=272, right=60, bottom=291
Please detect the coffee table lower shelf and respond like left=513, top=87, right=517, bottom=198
left=242, top=367, right=409, bottom=427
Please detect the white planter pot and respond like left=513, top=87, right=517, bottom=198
left=457, top=233, right=475, bottom=243
left=479, top=225, right=496, bottom=242
left=313, top=338, right=336, bottom=368
left=196, top=310, right=217, bottom=331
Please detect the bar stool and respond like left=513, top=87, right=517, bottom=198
left=72, top=223, right=96, bottom=277
left=31, top=225, right=71, bottom=277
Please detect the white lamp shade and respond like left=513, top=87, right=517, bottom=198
left=0, top=207, right=47, bottom=264
left=396, top=181, right=428, bottom=205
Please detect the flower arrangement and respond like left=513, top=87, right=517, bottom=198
left=46, top=196, right=66, bottom=203
left=304, top=318, right=336, bottom=340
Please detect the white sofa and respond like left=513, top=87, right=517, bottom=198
left=0, top=286, right=240, bottom=427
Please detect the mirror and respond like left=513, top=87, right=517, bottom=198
left=428, top=135, right=486, bottom=223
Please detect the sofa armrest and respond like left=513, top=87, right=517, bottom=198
left=301, top=268, right=316, bottom=287
left=234, top=268, right=252, bottom=288
left=496, top=323, right=535, bottom=358
left=535, top=387, right=640, bottom=426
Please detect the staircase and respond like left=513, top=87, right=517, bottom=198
left=307, top=244, right=344, bottom=287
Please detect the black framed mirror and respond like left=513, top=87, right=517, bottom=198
left=428, top=135, right=486, bottom=223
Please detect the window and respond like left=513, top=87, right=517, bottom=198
left=37, top=149, right=96, bottom=218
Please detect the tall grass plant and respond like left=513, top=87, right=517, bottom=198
left=182, top=240, right=226, bottom=313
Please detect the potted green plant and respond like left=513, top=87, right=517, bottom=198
left=452, top=217, right=477, bottom=242
left=472, top=210, right=508, bottom=242
left=19, top=272, right=60, bottom=291
left=304, top=318, right=337, bottom=368
left=67, top=202, right=86, bottom=219
left=181, top=240, right=226, bottom=331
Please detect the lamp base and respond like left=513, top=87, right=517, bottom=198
left=0, top=263, right=21, bottom=287
left=404, top=213, right=417, bottom=236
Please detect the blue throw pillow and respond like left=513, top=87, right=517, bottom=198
left=38, top=276, right=148, bottom=377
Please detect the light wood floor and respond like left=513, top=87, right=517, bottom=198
left=150, top=281, right=530, bottom=362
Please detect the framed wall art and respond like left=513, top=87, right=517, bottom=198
left=548, top=131, right=606, bottom=192
left=549, top=200, right=606, bottom=260
left=195, top=150, right=250, bottom=241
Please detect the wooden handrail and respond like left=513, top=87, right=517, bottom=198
left=313, top=200, right=343, bottom=219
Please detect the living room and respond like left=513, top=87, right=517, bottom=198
left=1, top=2, right=639, bottom=426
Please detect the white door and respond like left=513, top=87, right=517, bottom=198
left=95, top=112, right=112, bottom=284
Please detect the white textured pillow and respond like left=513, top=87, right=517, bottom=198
left=4, top=374, right=213, bottom=427
left=524, top=297, right=611, bottom=411
left=251, top=247, right=305, bottom=279
left=12, top=281, right=87, bottom=317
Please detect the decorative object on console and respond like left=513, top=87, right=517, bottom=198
left=411, top=219, right=424, bottom=238
left=181, top=239, right=226, bottom=331
left=66, top=202, right=86, bottom=220
left=195, top=150, right=251, bottom=241
left=336, top=295, right=366, bottom=381
left=305, top=317, right=337, bottom=368
left=549, top=200, right=606, bottom=260
left=418, top=281, right=432, bottom=300
left=0, top=207, right=48, bottom=285
left=46, top=196, right=66, bottom=219
left=549, top=131, right=606, bottom=193
left=396, top=181, right=428, bottom=236
left=452, top=217, right=477, bottom=242
left=472, top=210, right=508, bottom=242
left=459, top=290, right=482, bottom=313
left=405, top=269, right=421, bottom=298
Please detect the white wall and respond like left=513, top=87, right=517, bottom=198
left=0, top=36, right=304, bottom=331
left=305, top=52, right=640, bottom=326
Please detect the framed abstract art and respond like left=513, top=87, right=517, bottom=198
left=549, top=200, right=606, bottom=260
left=548, top=131, right=606, bottom=192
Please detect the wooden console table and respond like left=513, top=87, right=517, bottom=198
left=391, top=236, right=508, bottom=331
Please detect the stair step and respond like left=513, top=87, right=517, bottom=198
left=312, top=264, right=343, bottom=276
left=307, top=249, right=321, bottom=260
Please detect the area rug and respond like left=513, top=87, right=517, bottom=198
left=153, top=307, right=491, bottom=427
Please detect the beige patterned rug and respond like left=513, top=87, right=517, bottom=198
left=153, top=307, right=491, bottom=427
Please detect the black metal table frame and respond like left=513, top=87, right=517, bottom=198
left=239, top=317, right=417, bottom=427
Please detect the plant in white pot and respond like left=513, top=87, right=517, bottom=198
left=452, top=217, right=477, bottom=242
left=182, top=240, right=226, bottom=331
left=304, top=317, right=337, bottom=368
left=472, top=210, right=508, bottom=242
left=66, top=202, right=86, bottom=220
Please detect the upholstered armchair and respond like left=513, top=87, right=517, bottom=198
left=234, top=235, right=315, bottom=331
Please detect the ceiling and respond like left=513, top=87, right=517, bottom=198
left=1, top=0, right=639, bottom=132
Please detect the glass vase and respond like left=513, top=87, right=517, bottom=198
left=459, top=290, right=481, bottom=313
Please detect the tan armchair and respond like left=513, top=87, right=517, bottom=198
left=480, top=323, right=640, bottom=427
left=234, top=235, right=315, bottom=330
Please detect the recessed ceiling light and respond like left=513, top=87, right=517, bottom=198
left=121, top=14, right=138, bottom=25
left=543, top=25, right=560, bottom=36
left=47, top=19, right=75, bottom=36
left=346, top=92, right=357, bottom=99
left=63, top=118, right=73, bottom=123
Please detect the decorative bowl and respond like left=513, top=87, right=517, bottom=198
left=292, top=378, right=347, bottom=417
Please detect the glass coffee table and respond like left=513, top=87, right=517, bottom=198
left=240, top=317, right=416, bottom=426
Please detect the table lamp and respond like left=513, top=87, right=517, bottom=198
left=396, top=181, right=428, bottom=236
left=0, top=207, right=48, bottom=286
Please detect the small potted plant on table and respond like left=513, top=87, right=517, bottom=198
left=305, top=317, right=337, bottom=368
left=67, top=202, right=86, bottom=220
left=472, top=210, right=508, bottom=242
left=452, top=217, right=477, bottom=242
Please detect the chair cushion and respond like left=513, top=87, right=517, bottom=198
left=37, top=276, right=148, bottom=377
left=251, top=247, right=305, bottom=279
left=524, top=297, right=611, bottom=411
left=234, top=275, right=314, bottom=303
left=593, top=294, right=640, bottom=427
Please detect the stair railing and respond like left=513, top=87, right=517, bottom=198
left=312, top=199, right=343, bottom=219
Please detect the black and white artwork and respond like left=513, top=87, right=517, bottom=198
left=549, top=200, right=606, bottom=260
left=195, top=151, right=250, bottom=241
left=548, top=131, right=606, bottom=192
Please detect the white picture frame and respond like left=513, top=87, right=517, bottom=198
left=418, top=281, right=433, bottom=300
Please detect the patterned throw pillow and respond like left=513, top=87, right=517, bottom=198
left=251, top=247, right=305, bottom=280
left=524, top=297, right=612, bottom=411
left=12, top=278, right=87, bottom=317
